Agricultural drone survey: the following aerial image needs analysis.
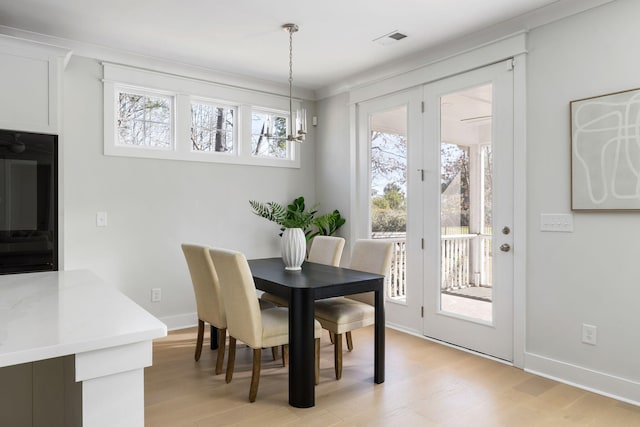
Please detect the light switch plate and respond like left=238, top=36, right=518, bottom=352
left=540, top=213, right=573, bottom=232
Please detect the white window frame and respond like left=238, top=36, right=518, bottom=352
left=103, top=63, right=300, bottom=168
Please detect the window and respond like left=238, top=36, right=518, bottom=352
left=103, top=63, right=300, bottom=168
left=251, top=109, right=289, bottom=159
left=117, top=88, right=173, bottom=150
left=190, top=101, right=235, bottom=154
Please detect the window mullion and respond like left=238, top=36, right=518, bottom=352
left=175, top=94, right=191, bottom=154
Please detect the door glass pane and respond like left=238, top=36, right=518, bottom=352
left=439, top=84, right=493, bottom=322
left=370, top=106, right=407, bottom=302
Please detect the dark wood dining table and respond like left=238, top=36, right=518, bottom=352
left=248, top=257, right=386, bottom=408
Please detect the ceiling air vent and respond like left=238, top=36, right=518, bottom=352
left=373, top=30, right=408, bottom=46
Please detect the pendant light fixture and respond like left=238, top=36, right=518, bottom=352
left=265, top=23, right=306, bottom=143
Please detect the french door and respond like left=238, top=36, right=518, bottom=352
left=422, top=61, right=514, bottom=361
left=357, top=89, right=423, bottom=329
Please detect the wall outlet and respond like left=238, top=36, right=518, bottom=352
left=96, top=211, right=108, bottom=227
left=151, top=288, right=162, bottom=302
left=582, top=324, right=597, bottom=345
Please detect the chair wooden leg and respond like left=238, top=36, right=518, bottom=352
left=329, top=332, right=334, bottom=344
left=249, top=348, right=262, bottom=402
left=215, top=328, right=226, bottom=375
left=346, top=331, right=354, bottom=352
left=315, top=338, right=320, bottom=385
left=334, top=333, right=343, bottom=380
left=225, top=336, right=236, bottom=384
left=195, top=319, right=204, bottom=361
left=282, top=344, right=289, bottom=367
left=272, top=346, right=278, bottom=360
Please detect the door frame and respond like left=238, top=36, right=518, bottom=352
left=422, top=60, right=514, bottom=362
left=348, top=37, right=527, bottom=368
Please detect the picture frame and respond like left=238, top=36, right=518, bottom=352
left=571, top=87, right=640, bottom=211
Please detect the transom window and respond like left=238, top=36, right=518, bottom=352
left=191, top=101, right=236, bottom=154
left=117, top=88, right=173, bottom=150
left=103, top=63, right=300, bottom=168
left=251, top=110, right=289, bottom=159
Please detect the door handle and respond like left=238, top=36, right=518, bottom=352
left=500, top=243, right=511, bottom=252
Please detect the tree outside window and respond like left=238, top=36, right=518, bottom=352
left=191, top=102, right=235, bottom=153
left=370, top=130, right=407, bottom=234
left=117, top=90, right=172, bottom=149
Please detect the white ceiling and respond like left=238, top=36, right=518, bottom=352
left=0, top=0, right=597, bottom=92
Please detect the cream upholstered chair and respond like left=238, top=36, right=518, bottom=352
left=314, top=239, right=394, bottom=380
left=181, top=243, right=228, bottom=375
left=308, top=235, right=345, bottom=266
left=209, top=247, right=322, bottom=402
left=261, top=235, right=345, bottom=307
left=182, top=243, right=279, bottom=373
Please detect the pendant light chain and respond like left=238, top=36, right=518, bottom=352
left=288, top=26, right=294, bottom=140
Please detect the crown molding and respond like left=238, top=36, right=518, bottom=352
left=0, top=24, right=315, bottom=101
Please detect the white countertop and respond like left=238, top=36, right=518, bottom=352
left=0, top=270, right=167, bottom=368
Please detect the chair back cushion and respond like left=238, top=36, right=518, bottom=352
left=308, top=236, right=345, bottom=266
left=347, top=239, right=394, bottom=305
left=181, top=244, right=226, bottom=327
left=209, top=248, right=263, bottom=348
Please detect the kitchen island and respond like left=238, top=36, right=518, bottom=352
left=0, top=270, right=167, bottom=426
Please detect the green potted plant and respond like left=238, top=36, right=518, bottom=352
left=249, top=197, right=345, bottom=270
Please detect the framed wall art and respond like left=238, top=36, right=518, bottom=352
left=571, top=87, right=640, bottom=211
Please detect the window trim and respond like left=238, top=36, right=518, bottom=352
left=103, top=63, right=301, bottom=168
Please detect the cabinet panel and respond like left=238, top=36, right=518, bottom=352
left=0, top=34, right=70, bottom=134
left=0, top=363, right=33, bottom=427
left=0, top=53, right=50, bottom=129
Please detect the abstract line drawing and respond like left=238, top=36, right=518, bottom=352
left=571, top=88, right=640, bottom=211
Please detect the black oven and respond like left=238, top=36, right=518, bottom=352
left=0, top=129, right=58, bottom=274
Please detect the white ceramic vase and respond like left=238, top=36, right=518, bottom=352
left=281, top=228, right=306, bottom=271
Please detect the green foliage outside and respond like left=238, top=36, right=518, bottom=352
left=371, top=183, right=406, bottom=233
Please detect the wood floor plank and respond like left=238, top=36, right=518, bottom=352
left=145, top=327, right=639, bottom=426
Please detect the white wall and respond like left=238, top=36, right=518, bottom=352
left=62, top=56, right=317, bottom=328
left=314, top=92, right=353, bottom=260
left=525, top=0, right=640, bottom=401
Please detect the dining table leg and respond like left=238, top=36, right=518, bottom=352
left=288, top=287, right=315, bottom=408
left=374, top=282, right=385, bottom=384
left=210, top=325, right=218, bottom=350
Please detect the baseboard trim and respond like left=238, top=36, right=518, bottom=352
left=158, top=312, right=198, bottom=331
left=525, top=352, right=640, bottom=406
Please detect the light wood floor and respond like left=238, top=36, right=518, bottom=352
left=144, top=327, right=640, bottom=426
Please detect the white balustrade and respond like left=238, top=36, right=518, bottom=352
left=371, top=233, right=493, bottom=300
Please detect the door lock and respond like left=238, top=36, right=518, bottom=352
left=502, top=226, right=511, bottom=235
left=500, top=243, right=511, bottom=252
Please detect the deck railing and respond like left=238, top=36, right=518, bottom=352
left=371, top=234, right=406, bottom=299
left=441, top=234, right=471, bottom=290
left=372, top=233, right=493, bottom=300
left=441, top=233, right=493, bottom=290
